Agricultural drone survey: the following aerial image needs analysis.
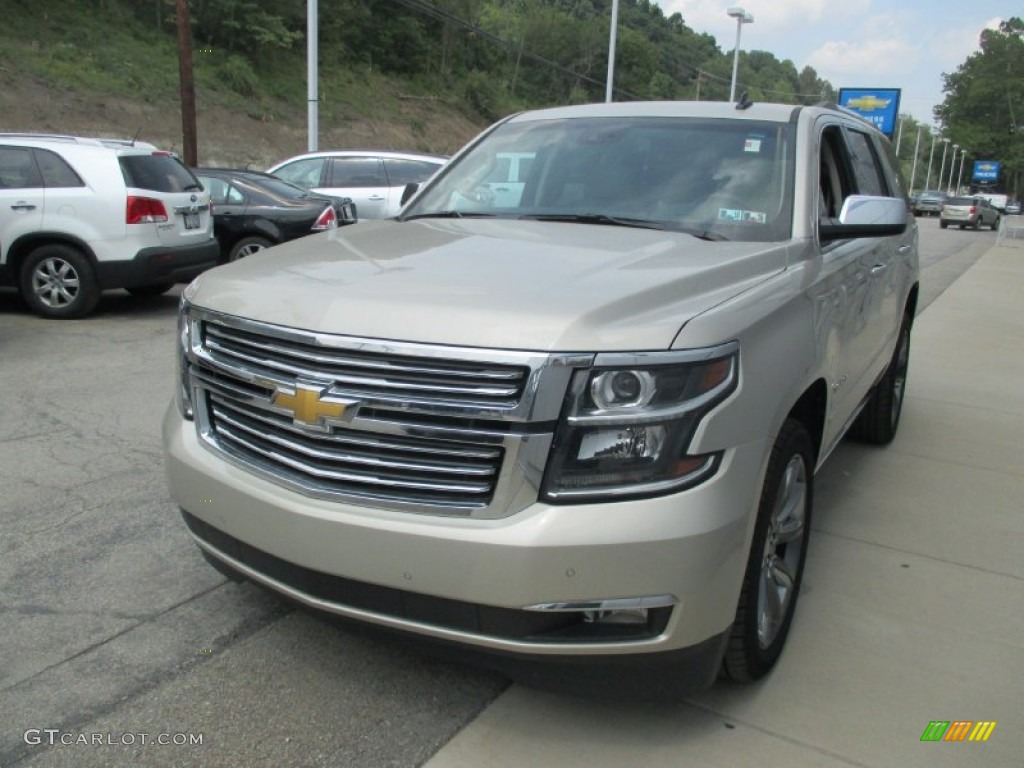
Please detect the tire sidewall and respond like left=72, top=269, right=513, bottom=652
left=228, top=236, right=273, bottom=262
left=20, top=245, right=100, bottom=319
left=724, top=420, right=814, bottom=680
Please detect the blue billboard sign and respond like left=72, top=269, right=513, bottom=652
left=837, top=88, right=902, bottom=137
left=972, top=161, right=1000, bottom=182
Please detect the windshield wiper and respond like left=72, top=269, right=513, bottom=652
left=402, top=211, right=498, bottom=221
left=520, top=213, right=728, bottom=240
left=521, top=213, right=668, bottom=230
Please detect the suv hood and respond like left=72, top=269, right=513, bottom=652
left=187, top=219, right=787, bottom=351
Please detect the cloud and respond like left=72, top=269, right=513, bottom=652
left=806, top=39, right=920, bottom=77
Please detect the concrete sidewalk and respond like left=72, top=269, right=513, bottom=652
left=424, top=243, right=1024, bottom=768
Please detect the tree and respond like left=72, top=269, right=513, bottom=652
left=935, top=17, right=1024, bottom=196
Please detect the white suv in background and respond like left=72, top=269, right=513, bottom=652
left=267, top=149, right=447, bottom=219
left=0, top=134, right=219, bottom=318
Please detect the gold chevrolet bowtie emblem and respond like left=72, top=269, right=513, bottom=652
left=272, top=383, right=350, bottom=428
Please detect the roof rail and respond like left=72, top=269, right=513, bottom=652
left=0, top=133, right=160, bottom=150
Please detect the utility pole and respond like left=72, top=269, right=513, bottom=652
left=175, top=0, right=197, bottom=166
left=695, top=69, right=702, bottom=101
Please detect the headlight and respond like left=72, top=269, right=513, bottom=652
left=541, top=344, right=738, bottom=502
left=175, top=297, right=194, bottom=420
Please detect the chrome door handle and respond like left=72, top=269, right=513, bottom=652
left=10, top=202, right=37, bottom=211
left=367, top=195, right=385, bottom=201
left=898, top=245, right=912, bottom=253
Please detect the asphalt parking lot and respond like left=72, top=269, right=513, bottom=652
left=1, top=218, right=1019, bottom=767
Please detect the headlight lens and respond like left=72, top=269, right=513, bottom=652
left=541, top=347, right=738, bottom=502
left=175, top=297, right=194, bottom=420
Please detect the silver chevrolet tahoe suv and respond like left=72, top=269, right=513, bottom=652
left=0, top=134, right=219, bottom=318
left=164, top=101, right=919, bottom=697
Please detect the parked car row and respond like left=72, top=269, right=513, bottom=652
left=193, top=169, right=355, bottom=263
left=1, top=135, right=448, bottom=318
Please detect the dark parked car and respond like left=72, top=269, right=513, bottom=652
left=193, top=168, right=356, bottom=262
left=940, top=196, right=1000, bottom=230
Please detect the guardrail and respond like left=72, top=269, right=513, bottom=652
left=996, top=214, right=1024, bottom=248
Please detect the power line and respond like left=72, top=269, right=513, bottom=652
left=391, top=0, right=833, bottom=104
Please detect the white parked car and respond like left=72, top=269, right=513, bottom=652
left=0, top=133, right=218, bottom=318
left=267, top=149, right=446, bottom=220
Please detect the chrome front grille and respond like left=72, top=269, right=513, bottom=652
left=186, top=309, right=583, bottom=517
left=202, top=321, right=529, bottom=409
left=208, top=396, right=503, bottom=507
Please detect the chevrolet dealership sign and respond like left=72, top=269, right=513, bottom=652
left=837, top=88, right=902, bottom=137
left=972, top=161, right=1000, bottom=182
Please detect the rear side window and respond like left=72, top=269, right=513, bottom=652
left=120, top=154, right=199, bottom=192
left=34, top=148, right=84, bottom=188
left=273, top=158, right=325, bottom=189
left=0, top=147, right=43, bottom=189
left=329, top=157, right=387, bottom=187
left=383, top=158, right=441, bottom=185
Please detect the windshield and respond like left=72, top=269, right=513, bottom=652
left=403, top=115, right=795, bottom=242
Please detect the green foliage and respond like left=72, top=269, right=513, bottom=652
left=219, top=54, right=258, bottom=96
left=936, top=17, right=1024, bottom=195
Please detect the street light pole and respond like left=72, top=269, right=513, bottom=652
left=947, top=144, right=959, bottom=193
left=605, top=0, right=620, bottom=103
left=909, top=126, right=922, bottom=193
left=727, top=7, right=754, bottom=103
left=925, top=132, right=938, bottom=189
left=937, top=138, right=951, bottom=195
left=956, top=149, right=967, bottom=195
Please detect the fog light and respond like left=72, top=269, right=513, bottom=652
left=583, top=608, right=649, bottom=625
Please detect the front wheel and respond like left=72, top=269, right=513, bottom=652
left=939, top=221, right=948, bottom=229
left=722, top=419, right=814, bottom=682
left=20, top=244, right=100, bottom=319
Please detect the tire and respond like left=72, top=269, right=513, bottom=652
left=939, top=221, right=948, bottom=229
left=991, top=217, right=1000, bottom=231
left=228, top=236, right=273, bottom=262
left=20, top=244, right=100, bottom=319
left=849, top=311, right=912, bottom=444
left=972, top=217, right=981, bottom=230
left=126, top=283, right=174, bottom=297
left=721, top=419, right=814, bottom=683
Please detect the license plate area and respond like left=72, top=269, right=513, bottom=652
left=184, top=212, right=200, bottom=229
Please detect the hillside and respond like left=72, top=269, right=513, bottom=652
left=0, top=2, right=488, bottom=169
left=0, top=68, right=486, bottom=169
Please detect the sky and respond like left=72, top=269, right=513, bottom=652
left=658, top=0, right=1015, bottom=127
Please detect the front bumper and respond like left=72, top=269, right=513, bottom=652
left=163, top=402, right=766, bottom=678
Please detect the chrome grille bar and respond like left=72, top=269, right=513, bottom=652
left=203, top=323, right=527, bottom=406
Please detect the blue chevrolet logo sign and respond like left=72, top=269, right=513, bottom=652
left=972, top=161, right=1000, bottom=181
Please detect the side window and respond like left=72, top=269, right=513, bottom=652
left=34, top=149, right=84, bottom=188
left=329, top=157, right=386, bottom=187
left=819, top=126, right=855, bottom=220
left=198, top=176, right=229, bottom=205
left=273, top=158, right=325, bottom=189
left=383, top=158, right=440, bottom=186
left=225, top=183, right=246, bottom=205
left=0, top=147, right=43, bottom=189
left=844, top=129, right=887, bottom=196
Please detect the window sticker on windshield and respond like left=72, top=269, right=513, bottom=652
left=718, top=208, right=767, bottom=223
left=744, top=138, right=762, bottom=153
